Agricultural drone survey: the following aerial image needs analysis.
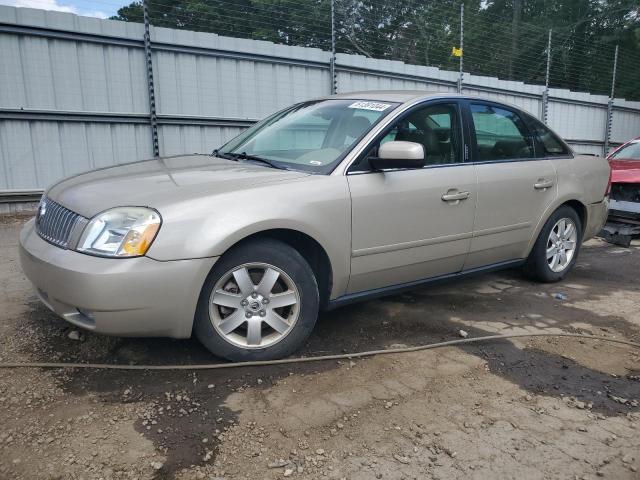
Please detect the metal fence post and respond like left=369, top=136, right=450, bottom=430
left=142, top=0, right=159, bottom=157
left=603, top=45, right=618, bottom=157
left=457, top=3, right=464, bottom=93
left=542, top=29, right=552, bottom=124
left=329, top=0, right=337, bottom=94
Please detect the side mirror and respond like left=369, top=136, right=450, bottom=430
left=369, top=141, right=426, bottom=170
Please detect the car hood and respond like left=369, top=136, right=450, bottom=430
left=609, top=159, right=640, bottom=184
left=47, top=154, right=310, bottom=218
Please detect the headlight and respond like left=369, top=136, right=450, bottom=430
left=76, top=207, right=161, bottom=258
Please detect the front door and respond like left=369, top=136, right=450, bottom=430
left=464, top=101, right=558, bottom=269
left=347, top=101, right=477, bottom=293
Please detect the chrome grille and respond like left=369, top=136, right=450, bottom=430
left=35, top=198, right=82, bottom=249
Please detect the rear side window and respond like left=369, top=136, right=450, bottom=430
left=470, top=103, right=534, bottom=161
left=524, top=115, right=571, bottom=157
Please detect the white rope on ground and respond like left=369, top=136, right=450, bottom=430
left=0, top=332, right=638, bottom=371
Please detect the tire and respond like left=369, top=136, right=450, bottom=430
left=194, top=238, right=319, bottom=361
left=523, top=205, right=582, bottom=283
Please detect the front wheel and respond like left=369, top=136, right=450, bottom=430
left=523, top=205, right=582, bottom=283
left=194, top=238, right=319, bottom=361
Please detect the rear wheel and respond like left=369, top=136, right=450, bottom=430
left=523, top=206, right=582, bottom=282
left=194, top=239, right=319, bottom=361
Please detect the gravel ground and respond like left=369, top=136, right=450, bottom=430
left=0, top=215, right=639, bottom=480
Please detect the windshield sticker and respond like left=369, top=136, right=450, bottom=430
left=348, top=101, right=392, bottom=112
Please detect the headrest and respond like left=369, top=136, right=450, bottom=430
left=423, top=129, right=440, bottom=153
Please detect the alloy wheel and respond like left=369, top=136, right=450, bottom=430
left=209, top=263, right=300, bottom=348
left=546, top=218, right=578, bottom=273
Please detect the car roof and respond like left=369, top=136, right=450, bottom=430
left=317, top=90, right=526, bottom=110
left=320, top=90, right=452, bottom=103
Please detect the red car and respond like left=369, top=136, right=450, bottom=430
left=607, top=137, right=640, bottom=221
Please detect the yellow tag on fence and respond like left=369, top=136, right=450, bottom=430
left=452, top=46, right=463, bottom=57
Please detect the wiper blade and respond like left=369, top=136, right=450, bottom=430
left=211, top=149, right=238, bottom=161
left=213, top=151, right=285, bottom=169
left=234, top=152, right=284, bottom=169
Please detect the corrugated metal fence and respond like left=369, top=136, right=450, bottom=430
left=1, top=5, right=640, bottom=197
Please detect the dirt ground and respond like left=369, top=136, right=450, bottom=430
left=0, top=215, right=639, bottom=480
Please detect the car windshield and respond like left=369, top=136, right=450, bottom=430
left=611, top=141, right=640, bottom=160
left=216, top=99, right=399, bottom=173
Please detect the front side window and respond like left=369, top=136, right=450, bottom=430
left=354, top=102, right=462, bottom=171
left=470, top=103, right=534, bottom=161
left=218, top=99, right=399, bottom=173
left=523, top=115, right=571, bottom=157
left=610, top=141, right=640, bottom=160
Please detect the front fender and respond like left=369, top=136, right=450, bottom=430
left=147, top=175, right=352, bottom=299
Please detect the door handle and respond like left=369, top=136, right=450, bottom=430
left=441, top=190, right=470, bottom=202
left=534, top=179, right=554, bottom=190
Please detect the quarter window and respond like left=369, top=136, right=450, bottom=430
left=524, top=115, right=571, bottom=157
left=470, top=103, right=534, bottom=161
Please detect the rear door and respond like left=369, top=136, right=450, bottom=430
left=346, top=100, right=476, bottom=293
left=464, top=101, right=557, bottom=269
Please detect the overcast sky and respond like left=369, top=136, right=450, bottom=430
left=0, top=0, right=127, bottom=19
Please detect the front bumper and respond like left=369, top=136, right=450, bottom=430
left=19, top=219, right=217, bottom=338
left=609, top=183, right=640, bottom=221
